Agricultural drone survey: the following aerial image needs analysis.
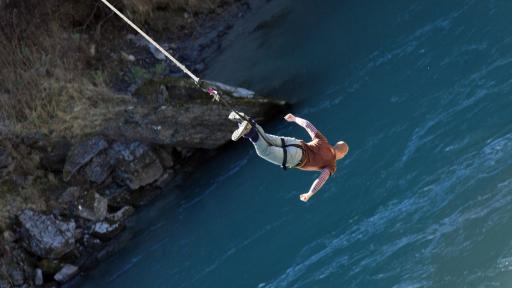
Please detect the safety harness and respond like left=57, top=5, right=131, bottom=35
left=279, top=138, right=304, bottom=170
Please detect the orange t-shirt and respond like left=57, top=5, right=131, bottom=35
left=297, top=132, right=337, bottom=175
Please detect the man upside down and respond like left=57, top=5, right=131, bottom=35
left=229, top=111, right=349, bottom=202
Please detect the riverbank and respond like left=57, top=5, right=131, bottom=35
left=0, top=1, right=283, bottom=286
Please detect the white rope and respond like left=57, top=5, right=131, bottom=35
left=100, top=0, right=200, bottom=83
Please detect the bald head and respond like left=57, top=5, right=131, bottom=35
left=334, top=141, right=349, bottom=160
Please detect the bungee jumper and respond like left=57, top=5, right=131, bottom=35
left=226, top=110, right=348, bottom=202
left=100, top=0, right=349, bottom=202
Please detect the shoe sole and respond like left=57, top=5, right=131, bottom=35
left=228, top=111, right=245, bottom=123
left=232, top=122, right=252, bottom=141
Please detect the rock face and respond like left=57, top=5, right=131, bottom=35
left=91, top=221, right=125, bottom=240
left=106, top=206, right=135, bottom=222
left=84, top=151, right=112, bottom=184
left=63, top=136, right=109, bottom=181
left=104, top=77, right=287, bottom=149
left=77, top=191, right=108, bottom=221
left=110, top=142, right=163, bottom=190
left=17, top=210, right=76, bottom=259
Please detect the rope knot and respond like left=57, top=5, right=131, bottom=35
left=207, top=87, right=220, bottom=102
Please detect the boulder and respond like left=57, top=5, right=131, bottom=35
left=59, top=187, right=81, bottom=215
left=0, top=146, right=11, bottom=169
left=3, top=230, right=17, bottom=243
left=110, top=142, right=163, bottom=190
left=106, top=206, right=135, bottom=222
left=63, top=136, right=109, bottom=181
left=77, top=191, right=108, bottom=221
left=40, top=139, right=71, bottom=172
left=99, top=183, right=130, bottom=208
left=17, top=210, right=76, bottom=259
left=83, top=151, right=112, bottom=184
left=34, top=268, right=43, bottom=286
left=91, top=221, right=125, bottom=241
left=54, top=264, right=78, bottom=283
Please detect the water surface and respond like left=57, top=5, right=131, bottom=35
left=78, top=0, right=512, bottom=287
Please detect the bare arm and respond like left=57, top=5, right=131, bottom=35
left=300, top=168, right=330, bottom=202
left=284, top=114, right=319, bottom=140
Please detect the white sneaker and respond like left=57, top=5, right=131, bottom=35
left=228, top=111, right=247, bottom=123
left=231, top=121, right=252, bottom=141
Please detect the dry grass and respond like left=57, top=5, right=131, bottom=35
left=0, top=0, right=133, bottom=138
left=0, top=1, right=88, bottom=135
left=0, top=0, right=230, bottom=138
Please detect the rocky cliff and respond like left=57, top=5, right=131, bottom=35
left=0, top=0, right=283, bottom=286
left=0, top=79, right=285, bottom=287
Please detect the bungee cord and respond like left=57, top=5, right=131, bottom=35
left=99, top=0, right=277, bottom=147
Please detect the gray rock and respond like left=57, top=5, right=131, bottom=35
left=203, top=80, right=255, bottom=98
left=110, top=142, right=163, bottom=190
left=3, top=230, right=17, bottom=242
left=106, top=206, right=135, bottom=222
left=91, top=221, right=125, bottom=240
left=78, top=191, right=108, bottom=221
left=18, top=210, right=76, bottom=259
left=59, top=187, right=81, bottom=215
left=99, top=183, right=130, bottom=208
left=54, top=264, right=78, bottom=283
left=84, top=151, right=112, bottom=184
left=7, top=265, right=24, bottom=286
left=40, top=139, right=71, bottom=172
left=83, top=234, right=102, bottom=250
left=0, top=147, right=11, bottom=169
left=63, top=136, right=109, bottom=181
left=34, top=268, right=43, bottom=286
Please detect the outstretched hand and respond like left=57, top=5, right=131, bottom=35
left=284, top=113, right=296, bottom=122
left=300, top=193, right=312, bottom=202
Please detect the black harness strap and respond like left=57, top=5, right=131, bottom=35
left=280, top=138, right=304, bottom=171
left=281, top=138, right=288, bottom=170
